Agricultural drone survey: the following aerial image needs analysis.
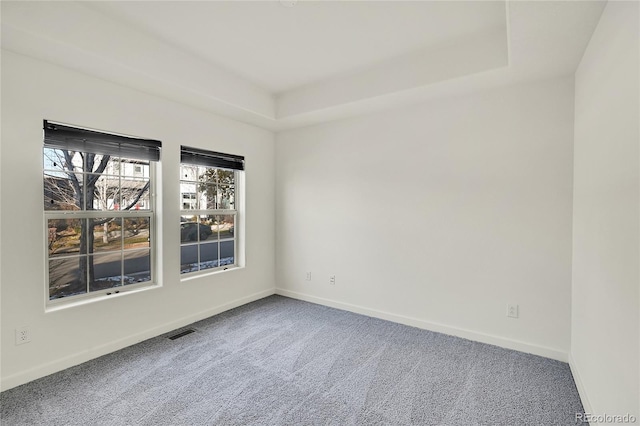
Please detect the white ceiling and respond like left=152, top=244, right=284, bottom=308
left=1, top=1, right=606, bottom=131
left=88, top=1, right=507, bottom=94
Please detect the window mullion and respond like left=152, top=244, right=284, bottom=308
left=121, top=217, right=124, bottom=288
left=217, top=214, right=221, bottom=268
left=177, top=209, right=236, bottom=216
left=119, top=172, right=124, bottom=288
left=85, top=220, right=90, bottom=295
left=44, top=210, right=152, bottom=220
left=197, top=233, right=201, bottom=271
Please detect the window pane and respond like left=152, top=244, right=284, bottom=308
left=180, top=181, right=198, bottom=210
left=94, top=154, right=120, bottom=176
left=199, top=242, right=219, bottom=271
left=218, top=214, right=235, bottom=240
left=92, top=218, right=122, bottom=253
left=200, top=185, right=217, bottom=209
left=89, top=154, right=119, bottom=175
left=121, top=178, right=150, bottom=211
left=199, top=215, right=217, bottom=242
left=196, top=167, right=235, bottom=186
left=124, top=250, right=151, bottom=284
left=198, top=165, right=215, bottom=183
left=48, top=219, right=86, bottom=257
left=181, top=164, right=198, bottom=182
left=180, top=244, right=198, bottom=273
left=90, top=253, right=123, bottom=291
left=121, top=159, right=149, bottom=178
left=180, top=220, right=202, bottom=243
left=44, top=148, right=83, bottom=173
left=87, top=174, right=120, bottom=211
left=217, top=169, right=235, bottom=186
left=220, top=239, right=235, bottom=267
left=218, top=185, right=235, bottom=210
left=49, top=256, right=87, bottom=300
left=180, top=214, right=198, bottom=223
left=180, top=215, right=215, bottom=243
left=44, top=172, right=83, bottom=211
left=181, top=192, right=197, bottom=210
left=124, top=217, right=150, bottom=249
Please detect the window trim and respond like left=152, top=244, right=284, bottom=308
left=179, top=147, right=243, bottom=277
left=43, top=122, right=160, bottom=308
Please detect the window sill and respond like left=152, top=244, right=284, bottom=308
left=45, top=283, right=159, bottom=313
left=180, top=265, right=244, bottom=283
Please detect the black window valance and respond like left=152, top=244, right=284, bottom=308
left=44, top=120, right=161, bottom=162
left=180, top=146, right=244, bottom=171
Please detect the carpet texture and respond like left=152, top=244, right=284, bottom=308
left=1, top=295, right=585, bottom=425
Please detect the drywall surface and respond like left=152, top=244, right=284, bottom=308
left=276, top=77, right=575, bottom=360
left=572, top=1, right=639, bottom=420
left=0, top=51, right=276, bottom=390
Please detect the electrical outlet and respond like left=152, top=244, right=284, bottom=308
left=305, top=272, right=312, bottom=281
left=329, top=275, right=336, bottom=285
left=507, top=304, right=519, bottom=319
left=15, top=326, right=31, bottom=345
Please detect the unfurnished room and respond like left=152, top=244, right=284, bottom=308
left=0, top=1, right=638, bottom=425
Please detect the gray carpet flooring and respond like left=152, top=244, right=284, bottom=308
left=1, top=295, right=585, bottom=425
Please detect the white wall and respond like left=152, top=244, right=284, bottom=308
left=571, top=1, right=639, bottom=420
left=0, top=51, right=276, bottom=390
left=276, top=77, right=575, bottom=360
left=2, top=1, right=277, bottom=126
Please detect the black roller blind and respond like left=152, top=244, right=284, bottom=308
left=44, top=120, right=161, bottom=161
left=180, top=146, right=244, bottom=171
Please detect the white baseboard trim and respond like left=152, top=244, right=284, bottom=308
left=1, top=288, right=275, bottom=391
left=569, top=352, right=596, bottom=421
left=275, top=288, right=568, bottom=362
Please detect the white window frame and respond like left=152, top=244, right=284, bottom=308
left=43, top=121, right=160, bottom=308
left=179, top=150, right=243, bottom=277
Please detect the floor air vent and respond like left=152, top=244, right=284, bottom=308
left=168, top=329, right=196, bottom=340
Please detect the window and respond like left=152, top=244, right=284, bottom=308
left=179, top=146, right=244, bottom=275
left=43, top=120, right=161, bottom=303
